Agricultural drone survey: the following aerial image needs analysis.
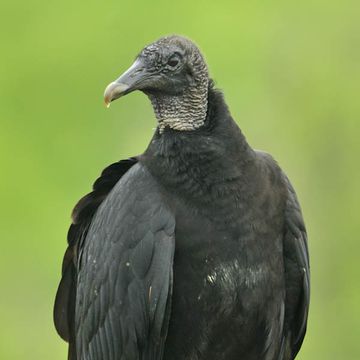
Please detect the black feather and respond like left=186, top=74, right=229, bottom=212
left=53, top=157, right=137, bottom=359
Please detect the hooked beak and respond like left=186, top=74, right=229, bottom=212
left=104, top=59, right=146, bottom=107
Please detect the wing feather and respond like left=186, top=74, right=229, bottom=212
left=54, top=157, right=138, bottom=359
left=282, top=174, right=310, bottom=359
left=75, top=163, right=175, bottom=360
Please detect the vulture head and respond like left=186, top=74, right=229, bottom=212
left=104, top=35, right=209, bottom=132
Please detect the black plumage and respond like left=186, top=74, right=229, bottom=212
left=54, top=35, right=309, bottom=360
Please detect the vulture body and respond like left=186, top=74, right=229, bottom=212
left=54, top=36, right=309, bottom=360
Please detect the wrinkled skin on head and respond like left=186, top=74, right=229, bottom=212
left=104, top=35, right=209, bottom=132
left=136, top=36, right=208, bottom=95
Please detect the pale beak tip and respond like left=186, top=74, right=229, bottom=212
left=103, top=81, right=130, bottom=108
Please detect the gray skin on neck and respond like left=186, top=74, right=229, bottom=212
left=143, top=37, right=209, bottom=133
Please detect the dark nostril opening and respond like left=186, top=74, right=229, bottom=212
left=130, top=68, right=143, bottom=78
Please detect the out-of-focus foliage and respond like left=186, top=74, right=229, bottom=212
left=0, top=0, right=359, bottom=359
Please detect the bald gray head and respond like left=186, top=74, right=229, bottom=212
left=104, top=35, right=209, bottom=132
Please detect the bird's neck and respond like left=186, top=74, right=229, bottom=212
left=142, top=85, right=256, bottom=208
left=148, top=76, right=208, bottom=133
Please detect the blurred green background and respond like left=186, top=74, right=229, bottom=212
left=1, top=0, right=359, bottom=359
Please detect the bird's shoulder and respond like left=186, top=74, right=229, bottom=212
left=254, top=149, right=283, bottom=178
left=251, top=149, right=289, bottom=207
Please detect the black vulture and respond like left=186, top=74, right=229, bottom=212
left=54, top=35, right=310, bottom=360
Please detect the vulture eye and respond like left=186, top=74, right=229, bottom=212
left=167, top=56, right=180, bottom=68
